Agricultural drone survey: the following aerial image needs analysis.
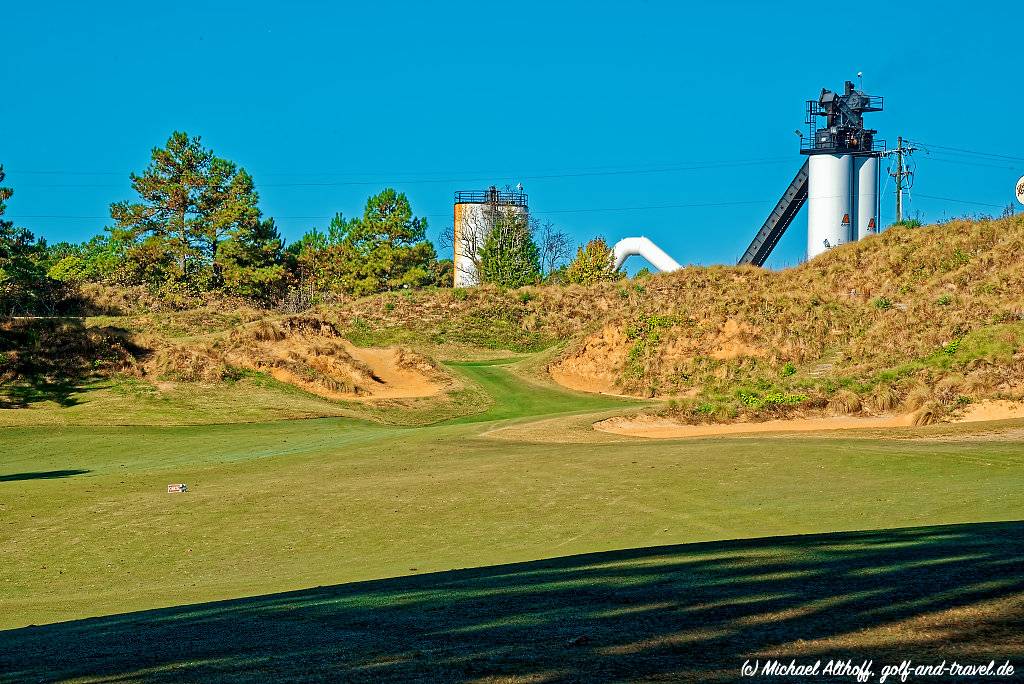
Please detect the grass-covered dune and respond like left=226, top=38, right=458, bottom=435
left=4, top=216, right=1024, bottom=429
left=326, top=215, right=1024, bottom=425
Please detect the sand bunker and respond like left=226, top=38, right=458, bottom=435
left=955, top=400, right=1024, bottom=423
left=595, top=400, right=1024, bottom=439
left=147, top=316, right=445, bottom=401
left=338, top=341, right=442, bottom=400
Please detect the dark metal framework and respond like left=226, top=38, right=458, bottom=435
left=738, top=160, right=809, bottom=267
left=801, top=81, right=884, bottom=156
left=454, top=186, right=528, bottom=208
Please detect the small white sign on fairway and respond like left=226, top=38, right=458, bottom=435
left=167, top=483, right=188, bottom=493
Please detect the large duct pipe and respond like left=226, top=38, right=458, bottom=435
left=611, top=237, right=682, bottom=273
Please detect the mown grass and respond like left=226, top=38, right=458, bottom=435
left=1, top=359, right=1023, bottom=679
left=2, top=522, right=1021, bottom=682
left=441, top=358, right=638, bottom=424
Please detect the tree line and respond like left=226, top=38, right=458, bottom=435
left=0, top=132, right=622, bottom=314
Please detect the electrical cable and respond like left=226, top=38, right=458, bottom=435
left=907, top=141, right=1024, bottom=163
left=7, top=157, right=794, bottom=189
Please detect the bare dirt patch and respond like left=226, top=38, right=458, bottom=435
left=954, top=399, right=1024, bottom=423
left=339, top=341, right=442, bottom=399
left=596, top=413, right=916, bottom=439
left=547, top=324, right=628, bottom=395
left=710, top=319, right=764, bottom=361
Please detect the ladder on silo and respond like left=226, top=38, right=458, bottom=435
left=737, top=160, right=809, bottom=267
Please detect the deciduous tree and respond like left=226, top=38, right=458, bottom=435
left=564, top=237, right=620, bottom=285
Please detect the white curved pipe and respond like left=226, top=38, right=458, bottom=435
left=611, top=237, right=682, bottom=272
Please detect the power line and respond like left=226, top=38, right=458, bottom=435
left=919, top=155, right=1024, bottom=171
left=8, top=157, right=793, bottom=189
left=6, top=198, right=776, bottom=223
left=9, top=157, right=789, bottom=178
left=908, top=140, right=1024, bottom=163
left=884, top=137, right=918, bottom=222
left=11, top=191, right=981, bottom=224
left=534, top=199, right=770, bottom=215
left=911, top=193, right=1004, bottom=208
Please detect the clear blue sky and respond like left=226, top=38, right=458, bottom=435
left=3, top=0, right=1022, bottom=269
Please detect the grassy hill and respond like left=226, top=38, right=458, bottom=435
left=2, top=215, right=1023, bottom=429
left=311, top=214, right=1024, bottom=426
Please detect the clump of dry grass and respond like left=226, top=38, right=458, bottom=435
left=827, top=390, right=862, bottom=415
left=147, top=344, right=227, bottom=383
left=913, top=401, right=943, bottom=426
left=868, top=384, right=899, bottom=413
left=903, top=384, right=934, bottom=412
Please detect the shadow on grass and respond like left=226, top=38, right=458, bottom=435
left=0, top=469, right=90, bottom=482
left=0, top=317, right=146, bottom=408
left=1, top=521, right=1021, bottom=683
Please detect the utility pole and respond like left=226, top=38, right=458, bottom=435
left=887, top=137, right=917, bottom=223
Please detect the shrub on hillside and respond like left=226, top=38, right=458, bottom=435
left=564, top=237, right=620, bottom=285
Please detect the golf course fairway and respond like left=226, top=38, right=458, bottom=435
left=1, top=358, right=1022, bottom=681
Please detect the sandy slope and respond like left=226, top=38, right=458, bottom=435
left=340, top=341, right=442, bottom=399
left=594, top=400, right=1024, bottom=439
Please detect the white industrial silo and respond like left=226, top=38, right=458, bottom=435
left=801, top=81, right=884, bottom=260
left=807, top=154, right=854, bottom=259
left=737, top=81, right=885, bottom=267
left=853, top=155, right=879, bottom=240
left=453, top=186, right=529, bottom=287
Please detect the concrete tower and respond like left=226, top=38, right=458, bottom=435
left=452, top=186, right=529, bottom=287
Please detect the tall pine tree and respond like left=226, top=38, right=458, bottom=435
left=110, top=132, right=281, bottom=296
left=339, top=189, right=437, bottom=295
left=0, top=166, right=46, bottom=313
left=478, top=212, right=541, bottom=288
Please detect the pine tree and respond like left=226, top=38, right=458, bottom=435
left=110, top=132, right=279, bottom=294
left=341, top=189, right=437, bottom=295
left=478, top=212, right=541, bottom=288
left=219, top=218, right=285, bottom=300
left=0, top=166, right=46, bottom=312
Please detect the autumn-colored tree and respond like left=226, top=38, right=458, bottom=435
left=564, top=237, right=620, bottom=285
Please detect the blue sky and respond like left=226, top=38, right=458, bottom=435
left=3, top=0, right=1022, bottom=269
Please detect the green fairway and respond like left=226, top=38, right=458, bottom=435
left=1, top=357, right=1023, bottom=680
left=2, top=522, right=1021, bottom=683
left=441, top=358, right=638, bottom=424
